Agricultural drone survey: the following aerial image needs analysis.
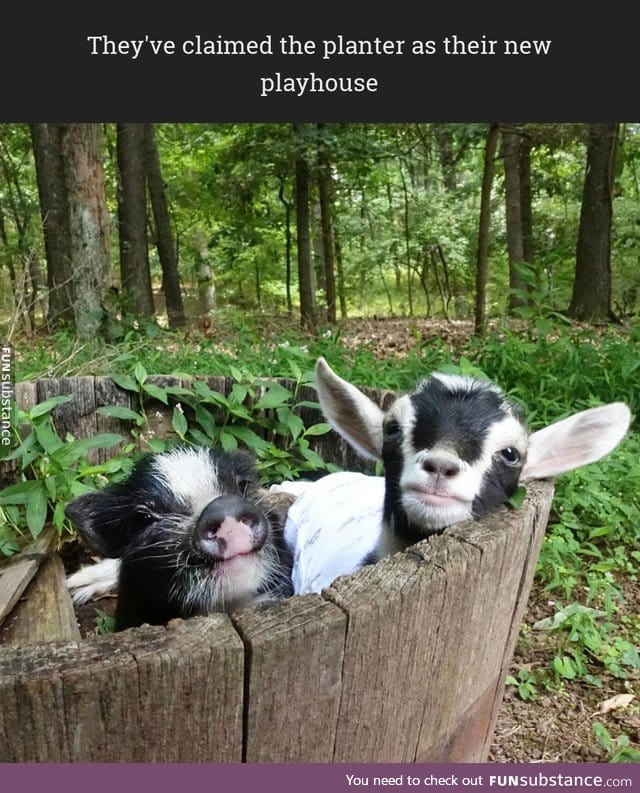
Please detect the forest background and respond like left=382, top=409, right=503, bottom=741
left=0, top=122, right=638, bottom=762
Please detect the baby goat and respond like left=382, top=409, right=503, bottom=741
left=282, top=358, right=631, bottom=591
left=66, top=446, right=293, bottom=631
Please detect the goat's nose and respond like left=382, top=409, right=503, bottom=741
left=422, top=455, right=461, bottom=478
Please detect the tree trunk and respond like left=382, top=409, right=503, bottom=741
left=433, top=124, right=457, bottom=192
left=474, top=124, right=500, bottom=336
left=502, top=128, right=532, bottom=312
left=293, top=123, right=315, bottom=328
left=142, top=124, right=186, bottom=330
left=277, top=175, right=293, bottom=314
left=334, top=229, right=348, bottom=319
left=116, top=124, right=154, bottom=317
left=60, top=124, right=111, bottom=339
left=30, top=123, right=74, bottom=329
left=317, top=125, right=337, bottom=324
left=567, top=123, right=619, bottom=323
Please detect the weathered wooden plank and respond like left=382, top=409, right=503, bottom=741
left=136, top=375, right=184, bottom=451
left=0, top=529, right=56, bottom=628
left=36, top=376, right=98, bottom=460
left=0, top=381, right=38, bottom=489
left=478, top=479, right=554, bottom=759
left=0, top=615, right=244, bottom=762
left=93, top=376, right=132, bottom=462
left=324, top=549, right=448, bottom=762
left=14, top=380, right=38, bottom=413
left=232, top=595, right=346, bottom=762
left=1, top=554, right=81, bottom=645
left=410, top=481, right=554, bottom=761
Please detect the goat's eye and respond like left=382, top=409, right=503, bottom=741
left=499, top=447, right=521, bottom=465
left=384, top=420, right=402, bottom=439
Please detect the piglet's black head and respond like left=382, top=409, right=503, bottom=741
left=65, top=446, right=261, bottom=559
left=66, top=446, right=293, bottom=630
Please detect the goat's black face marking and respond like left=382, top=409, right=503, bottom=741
left=410, top=378, right=508, bottom=464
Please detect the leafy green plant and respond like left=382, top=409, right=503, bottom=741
left=506, top=668, right=538, bottom=701
left=0, top=396, right=127, bottom=552
left=94, top=609, right=116, bottom=635
left=592, top=722, right=640, bottom=763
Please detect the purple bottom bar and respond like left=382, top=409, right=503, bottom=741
left=1, top=763, right=638, bottom=793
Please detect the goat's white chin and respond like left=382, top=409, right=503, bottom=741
left=402, top=491, right=473, bottom=530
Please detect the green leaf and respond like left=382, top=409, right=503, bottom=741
left=142, top=383, right=169, bottom=404
left=96, top=405, right=145, bottom=425
left=0, top=480, right=41, bottom=505
left=303, top=422, right=332, bottom=437
left=219, top=431, right=237, bottom=452
left=193, top=404, right=217, bottom=440
left=254, top=383, right=293, bottom=411
left=109, top=374, right=138, bottom=392
left=146, top=438, right=168, bottom=453
left=34, top=422, right=65, bottom=455
left=55, top=433, right=124, bottom=463
left=134, top=362, right=148, bottom=385
left=507, top=485, right=527, bottom=510
left=29, top=395, right=73, bottom=419
left=26, top=485, right=48, bottom=537
left=226, top=424, right=269, bottom=451
left=171, top=406, right=188, bottom=438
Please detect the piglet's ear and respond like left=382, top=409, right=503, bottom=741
left=315, top=357, right=385, bottom=461
left=65, top=491, right=129, bottom=558
left=521, top=403, right=631, bottom=481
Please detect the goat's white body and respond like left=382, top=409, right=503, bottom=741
left=272, top=472, right=385, bottom=594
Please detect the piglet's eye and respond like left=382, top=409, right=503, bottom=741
left=134, top=507, right=156, bottom=526
left=499, top=447, right=521, bottom=465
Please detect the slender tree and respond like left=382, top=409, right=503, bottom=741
left=60, top=124, right=111, bottom=338
left=567, top=123, right=619, bottom=322
left=317, top=124, right=337, bottom=324
left=30, top=124, right=74, bottom=329
left=293, top=123, right=315, bottom=328
left=502, top=126, right=533, bottom=311
left=116, top=124, right=154, bottom=317
left=142, top=124, right=186, bottom=329
left=474, top=124, right=500, bottom=336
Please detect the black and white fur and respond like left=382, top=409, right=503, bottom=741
left=315, top=357, right=631, bottom=559
left=65, top=446, right=293, bottom=631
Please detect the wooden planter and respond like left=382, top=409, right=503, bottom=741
left=0, top=376, right=554, bottom=762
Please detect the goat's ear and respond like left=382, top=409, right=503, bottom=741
left=65, top=491, right=130, bottom=558
left=315, top=357, right=385, bottom=460
left=521, top=403, right=631, bottom=481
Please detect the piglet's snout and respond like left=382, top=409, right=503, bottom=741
left=195, top=494, right=268, bottom=561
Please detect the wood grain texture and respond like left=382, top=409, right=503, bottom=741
left=232, top=594, right=346, bottom=762
left=36, top=376, right=98, bottom=457
left=93, top=376, right=132, bottom=461
left=0, top=529, right=56, bottom=629
left=0, top=615, right=244, bottom=762
left=324, top=550, right=448, bottom=762
left=1, top=554, right=81, bottom=645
